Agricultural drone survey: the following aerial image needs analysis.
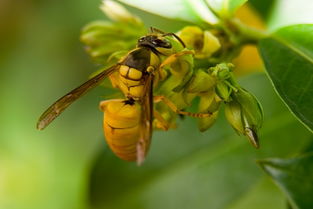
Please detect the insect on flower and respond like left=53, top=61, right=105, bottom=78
left=37, top=27, right=211, bottom=165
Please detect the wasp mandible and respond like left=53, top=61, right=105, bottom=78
left=37, top=28, right=211, bottom=164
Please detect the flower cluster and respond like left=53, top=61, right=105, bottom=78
left=80, top=0, right=263, bottom=148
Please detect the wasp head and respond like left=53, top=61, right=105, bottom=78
left=137, top=35, right=172, bottom=50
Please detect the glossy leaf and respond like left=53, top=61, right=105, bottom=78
left=259, top=152, right=313, bottom=209
left=206, top=0, right=248, bottom=17
left=259, top=24, right=313, bottom=132
left=116, top=0, right=218, bottom=25
left=267, top=0, right=313, bottom=31
left=227, top=178, right=285, bottom=209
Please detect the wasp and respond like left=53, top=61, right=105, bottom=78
left=37, top=28, right=210, bottom=164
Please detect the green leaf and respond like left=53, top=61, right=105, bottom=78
left=267, top=0, right=313, bottom=31
left=226, top=178, right=286, bottom=209
left=259, top=24, right=313, bottom=132
left=116, top=0, right=218, bottom=25
left=259, top=152, right=313, bottom=209
left=206, top=0, right=248, bottom=18
left=248, top=0, right=277, bottom=20
left=89, top=74, right=312, bottom=209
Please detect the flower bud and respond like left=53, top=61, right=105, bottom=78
left=159, top=48, right=194, bottom=92
left=153, top=110, right=177, bottom=130
left=225, top=100, right=244, bottom=134
left=198, top=91, right=221, bottom=113
left=209, top=63, right=234, bottom=80
left=216, top=82, right=231, bottom=102
left=100, top=0, right=142, bottom=25
left=169, top=91, right=196, bottom=110
left=226, top=88, right=263, bottom=148
left=177, top=26, right=221, bottom=59
left=233, top=88, right=263, bottom=132
left=186, top=70, right=216, bottom=93
left=80, top=19, right=145, bottom=63
left=198, top=111, right=219, bottom=132
left=208, top=63, right=237, bottom=102
left=197, top=91, right=221, bottom=132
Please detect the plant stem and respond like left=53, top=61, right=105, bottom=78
left=226, top=18, right=269, bottom=44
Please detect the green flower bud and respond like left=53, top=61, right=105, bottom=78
left=153, top=109, right=177, bottom=130
left=216, top=82, right=232, bottom=102
left=80, top=1, right=146, bottom=63
left=233, top=88, right=263, bottom=131
left=225, top=100, right=244, bottom=134
left=169, top=91, right=196, bottom=110
left=197, top=91, right=221, bottom=132
left=80, top=21, right=145, bottom=63
left=156, top=74, right=197, bottom=110
left=209, top=63, right=234, bottom=80
left=186, top=70, right=216, bottom=93
left=209, top=63, right=237, bottom=102
left=198, top=111, right=219, bottom=132
left=226, top=88, right=263, bottom=148
left=158, top=47, right=194, bottom=92
left=160, top=51, right=195, bottom=93
left=100, top=0, right=142, bottom=25
left=198, top=91, right=221, bottom=113
left=177, top=26, right=221, bottom=59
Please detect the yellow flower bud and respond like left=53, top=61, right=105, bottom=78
left=187, top=70, right=216, bottom=93
left=177, top=26, right=221, bottom=59
left=168, top=91, right=196, bottom=110
left=198, top=91, right=221, bottom=113
left=200, top=31, right=221, bottom=58
left=153, top=110, right=177, bottom=130
left=198, top=111, right=219, bottom=132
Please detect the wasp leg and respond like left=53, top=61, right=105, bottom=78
left=153, top=110, right=170, bottom=131
left=137, top=136, right=149, bottom=166
left=99, top=99, right=125, bottom=112
left=157, top=50, right=194, bottom=81
left=154, top=96, right=211, bottom=118
left=159, top=50, right=195, bottom=69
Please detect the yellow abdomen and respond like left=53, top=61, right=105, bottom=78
left=100, top=100, right=144, bottom=161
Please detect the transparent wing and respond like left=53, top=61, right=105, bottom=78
left=37, top=65, right=119, bottom=130
left=137, top=73, right=154, bottom=165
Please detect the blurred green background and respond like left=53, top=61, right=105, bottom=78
left=0, top=1, right=312, bottom=209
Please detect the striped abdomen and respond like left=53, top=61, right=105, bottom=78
left=100, top=100, right=148, bottom=161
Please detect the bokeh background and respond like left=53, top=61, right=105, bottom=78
left=1, top=1, right=312, bottom=209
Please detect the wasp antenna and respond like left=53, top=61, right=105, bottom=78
left=150, top=27, right=165, bottom=34
left=163, top=32, right=186, bottom=48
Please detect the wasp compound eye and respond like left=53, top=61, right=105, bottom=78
left=152, top=39, right=171, bottom=48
